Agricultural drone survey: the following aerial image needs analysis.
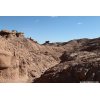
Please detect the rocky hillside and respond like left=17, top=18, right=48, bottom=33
left=0, top=30, right=65, bottom=82
left=34, top=38, right=100, bottom=83
left=0, top=29, right=100, bottom=83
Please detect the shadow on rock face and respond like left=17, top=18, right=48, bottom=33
left=60, top=51, right=73, bottom=63
left=34, top=60, right=100, bottom=83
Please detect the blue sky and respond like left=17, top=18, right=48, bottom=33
left=0, top=16, right=100, bottom=43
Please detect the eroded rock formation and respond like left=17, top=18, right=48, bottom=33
left=34, top=39, right=100, bottom=83
left=0, top=30, right=100, bottom=83
left=0, top=30, right=64, bottom=82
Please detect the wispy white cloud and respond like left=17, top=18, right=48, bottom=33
left=77, top=22, right=83, bottom=25
left=50, top=16, right=58, bottom=18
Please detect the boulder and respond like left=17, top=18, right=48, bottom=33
left=0, top=50, right=13, bottom=69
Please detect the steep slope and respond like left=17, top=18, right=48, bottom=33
left=34, top=38, right=100, bottom=83
left=0, top=30, right=65, bottom=82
